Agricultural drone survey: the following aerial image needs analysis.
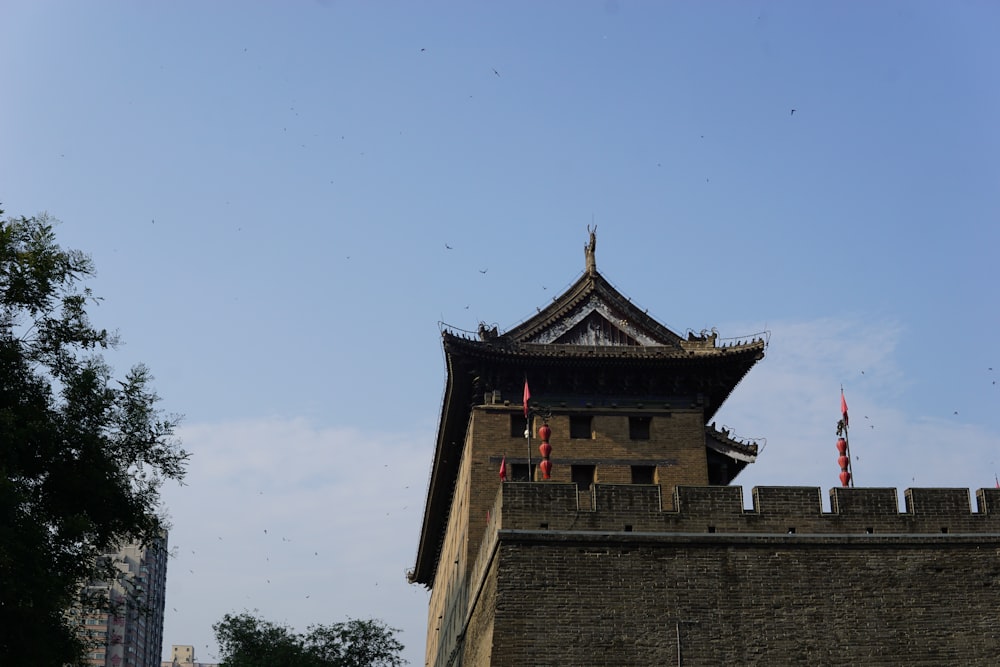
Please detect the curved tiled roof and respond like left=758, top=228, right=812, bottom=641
left=504, top=270, right=686, bottom=347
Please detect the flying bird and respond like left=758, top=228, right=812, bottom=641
left=492, top=68, right=500, bottom=77
left=790, top=109, right=796, bottom=115
left=479, top=268, right=488, bottom=274
left=445, top=243, right=453, bottom=249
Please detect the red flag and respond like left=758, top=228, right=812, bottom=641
left=523, top=379, right=531, bottom=417
left=499, top=455, right=507, bottom=482
left=840, top=390, right=849, bottom=426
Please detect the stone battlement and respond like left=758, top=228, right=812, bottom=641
left=494, top=483, right=1000, bottom=535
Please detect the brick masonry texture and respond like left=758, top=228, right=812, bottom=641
left=454, top=484, right=1000, bottom=666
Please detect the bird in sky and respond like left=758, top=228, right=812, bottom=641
left=445, top=243, right=453, bottom=249
left=790, top=109, right=796, bottom=115
left=479, top=268, right=488, bottom=274
left=492, top=68, right=500, bottom=77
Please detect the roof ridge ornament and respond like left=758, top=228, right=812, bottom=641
left=585, top=224, right=597, bottom=277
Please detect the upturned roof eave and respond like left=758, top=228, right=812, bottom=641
left=411, top=345, right=472, bottom=587
left=440, top=333, right=766, bottom=362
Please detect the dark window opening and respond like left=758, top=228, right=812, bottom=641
left=510, top=463, right=535, bottom=482
left=629, top=416, right=651, bottom=440
left=707, top=526, right=716, bottom=533
left=572, top=464, right=596, bottom=491
left=510, top=415, right=528, bottom=438
left=624, top=525, right=633, bottom=532
left=570, top=415, right=593, bottom=439
left=631, top=465, right=655, bottom=484
left=940, top=526, right=949, bottom=534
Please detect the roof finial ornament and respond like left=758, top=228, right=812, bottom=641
left=585, top=224, right=597, bottom=276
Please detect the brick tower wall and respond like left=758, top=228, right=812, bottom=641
left=427, top=405, right=711, bottom=666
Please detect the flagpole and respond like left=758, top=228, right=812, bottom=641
left=524, top=377, right=532, bottom=481
left=840, top=386, right=856, bottom=488
left=526, top=418, right=532, bottom=481
left=844, top=419, right=855, bottom=488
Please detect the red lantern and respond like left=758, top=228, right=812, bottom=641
left=539, top=459, right=552, bottom=479
left=538, top=424, right=551, bottom=442
left=838, top=455, right=849, bottom=470
left=539, top=442, right=552, bottom=458
left=840, top=470, right=851, bottom=487
left=836, top=438, right=847, bottom=455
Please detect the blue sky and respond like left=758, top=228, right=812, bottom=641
left=3, top=2, right=999, bottom=664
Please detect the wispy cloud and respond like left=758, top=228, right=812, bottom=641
left=716, top=317, right=999, bottom=507
left=159, top=418, right=432, bottom=664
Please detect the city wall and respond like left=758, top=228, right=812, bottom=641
left=455, top=484, right=1000, bottom=666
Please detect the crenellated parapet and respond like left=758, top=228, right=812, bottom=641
left=495, top=483, right=1000, bottom=537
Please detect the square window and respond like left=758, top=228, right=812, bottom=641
left=631, top=465, right=655, bottom=484
left=572, top=464, right=596, bottom=490
left=510, top=463, right=535, bottom=482
left=629, top=416, right=651, bottom=440
left=569, top=415, right=593, bottom=439
left=510, top=414, right=528, bottom=438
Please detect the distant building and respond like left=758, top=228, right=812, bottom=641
left=160, top=644, right=218, bottom=667
left=412, top=232, right=1000, bottom=665
left=78, top=536, right=168, bottom=667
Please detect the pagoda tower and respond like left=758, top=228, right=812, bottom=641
left=411, top=232, right=1000, bottom=666
left=411, top=232, right=766, bottom=665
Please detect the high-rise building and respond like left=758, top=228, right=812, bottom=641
left=411, top=233, right=1000, bottom=666
left=78, top=535, right=169, bottom=667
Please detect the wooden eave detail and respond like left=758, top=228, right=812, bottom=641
left=705, top=424, right=759, bottom=463
left=504, top=270, right=685, bottom=347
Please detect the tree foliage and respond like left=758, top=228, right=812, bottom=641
left=0, top=210, right=188, bottom=665
left=213, top=612, right=406, bottom=667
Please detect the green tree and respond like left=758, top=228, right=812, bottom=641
left=0, top=210, right=188, bottom=665
left=213, top=612, right=406, bottom=667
